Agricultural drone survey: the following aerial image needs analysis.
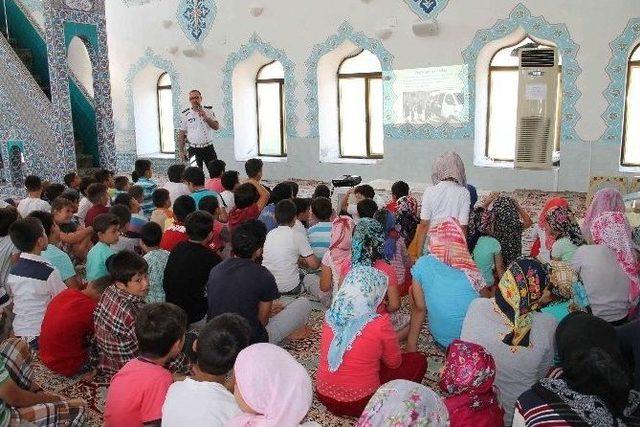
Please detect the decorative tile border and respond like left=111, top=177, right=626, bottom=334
left=600, top=18, right=640, bottom=144
left=402, top=0, right=449, bottom=20
left=219, top=33, right=299, bottom=138
left=177, top=0, right=216, bottom=46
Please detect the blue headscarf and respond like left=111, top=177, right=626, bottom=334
left=326, top=266, right=388, bottom=372
left=375, top=209, right=397, bottom=260
left=352, top=218, right=387, bottom=267
left=467, top=184, right=478, bottom=211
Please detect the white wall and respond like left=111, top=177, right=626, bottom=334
left=104, top=0, right=640, bottom=191
left=67, top=37, right=94, bottom=97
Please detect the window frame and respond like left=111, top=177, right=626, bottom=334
left=255, top=61, right=287, bottom=158
left=337, top=50, right=383, bottom=160
left=621, top=44, right=640, bottom=167
left=156, top=72, right=175, bottom=154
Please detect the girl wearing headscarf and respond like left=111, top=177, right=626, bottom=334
left=545, top=206, right=585, bottom=262
left=408, top=219, right=487, bottom=351
left=356, top=380, right=449, bottom=427
left=530, top=197, right=569, bottom=261
left=514, top=312, right=640, bottom=426
left=228, top=343, right=315, bottom=427
left=375, top=209, right=412, bottom=297
left=317, top=267, right=427, bottom=417
left=461, top=257, right=557, bottom=426
left=439, top=340, right=504, bottom=427
left=468, top=207, right=506, bottom=288
left=490, top=195, right=533, bottom=267
left=539, top=260, right=590, bottom=322
left=319, top=216, right=354, bottom=299
left=581, top=187, right=626, bottom=244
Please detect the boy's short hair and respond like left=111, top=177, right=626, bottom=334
left=182, top=167, right=205, bottom=187
left=206, top=159, right=226, bottom=179
left=269, top=183, right=293, bottom=205
left=293, top=198, right=311, bottom=216
left=128, top=185, right=144, bottom=202
left=92, top=213, right=120, bottom=234
left=167, top=164, right=186, bottom=183
left=391, top=181, right=410, bottom=199
left=107, top=250, right=148, bottom=284
left=275, top=199, right=297, bottom=225
left=24, top=175, right=42, bottom=192
left=59, top=190, right=79, bottom=204
left=357, top=198, right=378, bottom=219
left=185, top=211, right=213, bottom=242
left=113, top=193, right=132, bottom=208
left=140, top=221, right=163, bottom=247
left=135, top=303, right=187, bottom=359
left=94, top=169, right=113, bottom=184
left=198, top=195, right=219, bottom=214
left=86, top=183, right=108, bottom=204
left=9, top=217, right=44, bottom=252
left=311, top=197, right=333, bottom=221
left=244, top=158, right=263, bottom=179
left=79, top=176, right=96, bottom=196
left=0, top=207, right=18, bottom=237
left=152, top=189, right=170, bottom=208
left=44, top=184, right=65, bottom=202
left=88, top=276, right=112, bottom=294
left=109, top=205, right=131, bottom=228
left=231, top=220, right=267, bottom=258
left=197, top=314, right=251, bottom=375
left=234, top=183, right=258, bottom=209
left=114, top=176, right=129, bottom=191
left=63, top=172, right=77, bottom=187
left=354, top=184, right=375, bottom=200
left=285, top=181, right=299, bottom=198
left=220, top=171, right=240, bottom=191
left=173, top=195, right=196, bottom=223
left=51, top=197, right=75, bottom=213
left=27, top=211, right=54, bottom=237
left=313, top=184, right=331, bottom=199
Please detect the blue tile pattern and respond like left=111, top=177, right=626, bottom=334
left=177, top=0, right=216, bottom=45
left=402, top=0, right=449, bottom=20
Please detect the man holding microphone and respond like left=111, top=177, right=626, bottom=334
left=178, top=89, right=220, bottom=169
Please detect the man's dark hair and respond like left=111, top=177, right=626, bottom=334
left=196, top=314, right=251, bottom=375
left=108, top=250, right=148, bottom=284
left=24, top=175, right=42, bottom=192
left=391, top=181, right=409, bottom=200
left=141, top=221, right=163, bottom=248
left=9, top=217, right=44, bottom=252
left=231, top=220, right=267, bottom=258
left=152, top=189, right=170, bottom=208
left=234, top=183, right=258, bottom=209
left=27, top=211, right=54, bottom=237
left=63, top=172, right=78, bottom=187
left=354, top=184, right=375, bottom=200
left=94, top=169, right=114, bottom=184
left=311, top=197, right=333, bottom=221
left=135, top=303, right=187, bottom=359
left=86, top=183, right=108, bottom=204
left=357, top=198, right=378, bottom=219
left=114, top=176, right=129, bottom=191
left=0, top=207, right=18, bottom=237
left=268, top=183, right=292, bottom=205
left=132, top=159, right=152, bottom=183
left=275, top=199, right=297, bottom=225
left=206, top=159, right=226, bottom=179
left=109, top=205, right=131, bottom=229
left=185, top=210, right=213, bottom=242
left=167, top=164, right=186, bottom=183
left=221, top=171, right=240, bottom=191
left=313, top=184, right=331, bottom=199
left=244, top=158, right=263, bottom=179
left=43, top=184, right=65, bottom=204
left=182, top=167, right=206, bottom=187
left=294, top=198, right=311, bottom=216
left=113, top=193, right=132, bottom=208
left=128, top=185, right=144, bottom=202
left=59, top=189, right=79, bottom=204
left=198, top=195, right=219, bottom=214
left=284, top=181, right=299, bottom=198
left=79, top=176, right=96, bottom=196
left=173, top=195, right=196, bottom=223
left=92, top=213, right=120, bottom=234
left=189, top=89, right=202, bottom=96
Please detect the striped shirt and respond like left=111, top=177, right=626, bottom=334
left=307, top=222, right=332, bottom=259
left=135, top=177, right=157, bottom=218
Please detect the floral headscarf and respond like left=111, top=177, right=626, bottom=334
left=494, top=257, right=549, bottom=348
left=491, top=195, right=524, bottom=267
left=545, top=206, right=585, bottom=246
left=394, top=195, right=420, bottom=243
left=591, top=211, right=640, bottom=306
left=546, top=260, right=591, bottom=313
left=352, top=218, right=387, bottom=267
left=431, top=151, right=467, bottom=187
left=582, top=188, right=625, bottom=244
left=329, top=215, right=355, bottom=267
left=356, top=380, right=449, bottom=427
left=326, top=266, right=388, bottom=372
left=539, top=197, right=570, bottom=250
left=467, top=207, right=495, bottom=251
left=428, top=218, right=487, bottom=292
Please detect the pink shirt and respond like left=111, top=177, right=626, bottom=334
left=317, top=316, right=401, bottom=401
left=205, top=178, right=224, bottom=193
left=340, top=259, right=398, bottom=313
left=104, top=358, right=173, bottom=427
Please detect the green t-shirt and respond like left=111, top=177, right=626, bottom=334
left=472, top=236, right=501, bottom=285
left=551, top=237, right=578, bottom=263
left=41, top=244, right=75, bottom=281
left=86, top=242, right=116, bottom=282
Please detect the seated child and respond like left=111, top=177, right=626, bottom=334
left=131, top=159, right=157, bottom=218
left=44, top=183, right=65, bottom=204
left=127, top=186, right=150, bottom=235
left=340, top=184, right=375, bottom=221
left=469, top=207, right=505, bottom=288
left=307, top=197, right=333, bottom=259
left=205, top=159, right=226, bottom=193
left=17, top=175, right=51, bottom=218
left=163, top=164, right=190, bottom=205
left=220, top=170, right=239, bottom=211
left=85, top=213, right=119, bottom=282
left=308, top=184, right=336, bottom=227
left=357, top=198, right=378, bottom=219
left=258, top=183, right=293, bottom=233
left=386, top=181, right=409, bottom=213
left=244, top=158, right=263, bottom=183
left=547, top=206, right=585, bottom=263
left=109, top=205, right=140, bottom=254
left=0, top=208, right=19, bottom=306
left=293, top=197, right=311, bottom=236
left=39, top=276, right=111, bottom=376
left=51, top=196, right=93, bottom=262
left=162, top=313, right=250, bottom=426
left=84, top=183, right=110, bottom=227
left=95, top=169, right=116, bottom=200
left=114, top=175, right=130, bottom=197
left=104, top=303, right=187, bottom=426
left=183, top=167, right=228, bottom=223
left=159, top=195, right=196, bottom=251
left=229, top=182, right=269, bottom=231
left=63, top=171, right=81, bottom=192
left=150, top=189, right=173, bottom=231
left=7, top=217, right=67, bottom=348
left=198, top=196, right=229, bottom=254
left=140, top=222, right=169, bottom=303
left=77, top=176, right=96, bottom=223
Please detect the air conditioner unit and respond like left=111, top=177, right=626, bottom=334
left=514, top=47, right=560, bottom=170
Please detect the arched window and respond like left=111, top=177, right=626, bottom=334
left=256, top=61, right=286, bottom=157
left=157, top=73, right=175, bottom=153
left=622, top=44, right=640, bottom=166
left=486, top=37, right=562, bottom=162
left=338, top=50, right=383, bottom=158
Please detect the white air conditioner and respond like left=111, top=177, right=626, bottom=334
left=514, top=47, right=560, bottom=169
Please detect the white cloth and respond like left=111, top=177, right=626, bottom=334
left=293, top=219, right=307, bottom=238
left=263, top=226, right=314, bottom=293
left=221, top=190, right=235, bottom=211
left=77, top=197, right=92, bottom=223
left=420, top=181, right=470, bottom=225
left=162, top=378, right=240, bottom=427
left=17, top=197, right=51, bottom=218
left=180, top=108, right=216, bottom=147
left=163, top=182, right=191, bottom=205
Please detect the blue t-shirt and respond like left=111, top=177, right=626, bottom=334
left=41, top=244, right=75, bottom=281
left=86, top=242, right=115, bottom=282
left=307, top=222, right=332, bottom=259
left=191, top=188, right=220, bottom=208
left=411, top=255, right=479, bottom=348
left=135, top=177, right=157, bottom=218
left=258, top=204, right=277, bottom=233
left=472, top=236, right=501, bottom=285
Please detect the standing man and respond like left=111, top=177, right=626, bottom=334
left=179, top=90, right=220, bottom=170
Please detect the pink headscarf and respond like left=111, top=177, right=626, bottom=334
left=539, top=197, right=569, bottom=250
left=228, top=343, right=313, bottom=427
left=431, top=151, right=467, bottom=187
left=591, top=211, right=640, bottom=306
left=582, top=188, right=625, bottom=243
left=328, top=215, right=355, bottom=267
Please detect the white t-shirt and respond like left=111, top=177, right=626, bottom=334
left=263, top=226, right=314, bottom=293
left=77, top=196, right=92, bottom=223
left=220, top=190, right=235, bottom=211
left=420, top=181, right=470, bottom=225
left=162, top=378, right=240, bottom=427
left=17, top=197, right=51, bottom=218
left=293, top=219, right=307, bottom=238
left=163, top=182, right=191, bottom=205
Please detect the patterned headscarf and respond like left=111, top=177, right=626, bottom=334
left=428, top=218, right=487, bottom=292
left=591, top=211, right=640, bottom=306
left=491, top=195, right=524, bottom=267
left=329, top=215, right=355, bottom=267
left=431, top=151, right=467, bottom=187
left=582, top=188, right=625, bottom=244
left=467, top=207, right=495, bottom=251
left=545, top=206, right=585, bottom=246
left=539, top=197, right=570, bottom=250
left=326, top=266, right=388, bottom=372
left=494, top=257, right=549, bottom=348
left=357, top=380, right=449, bottom=427
left=352, top=218, right=386, bottom=267
left=375, top=209, right=397, bottom=260
left=394, top=195, right=420, bottom=243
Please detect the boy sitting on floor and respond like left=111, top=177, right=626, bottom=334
left=17, top=175, right=51, bottom=218
left=85, top=213, right=119, bottom=282
left=51, top=197, right=93, bottom=262
left=205, top=159, right=226, bottom=193
left=159, top=195, right=196, bottom=252
left=84, top=183, right=110, bottom=228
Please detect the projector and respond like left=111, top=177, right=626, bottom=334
left=331, top=175, right=362, bottom=188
